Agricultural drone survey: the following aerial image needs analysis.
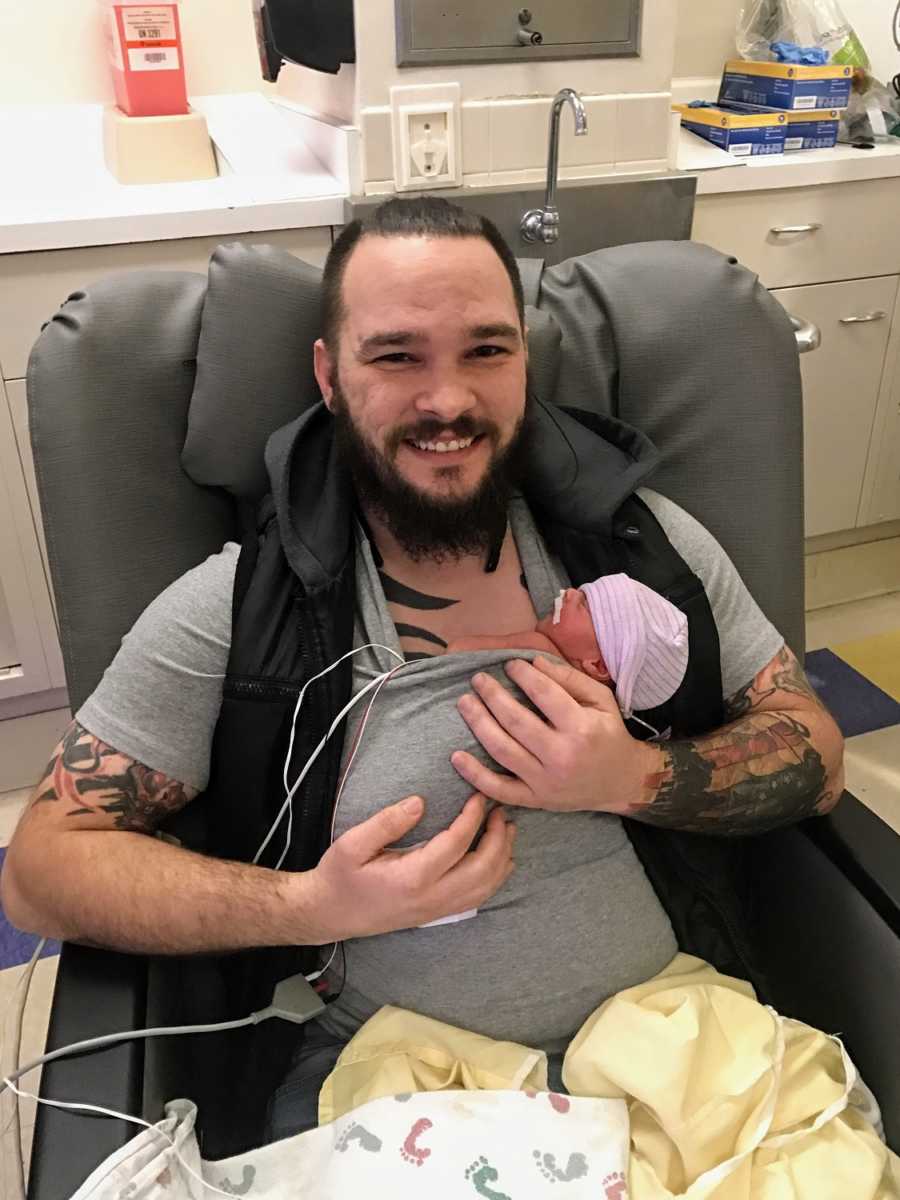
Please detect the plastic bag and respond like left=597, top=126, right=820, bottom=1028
left=841, top=75, right=900, bottom=143
left=736, top=0, right=869, bottom=67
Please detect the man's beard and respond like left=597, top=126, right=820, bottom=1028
left=331, top=377, right=530, bottom=565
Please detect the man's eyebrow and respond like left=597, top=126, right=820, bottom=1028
left=356, top=322, right=521, bottom=358
left=357, top=331, right=419, bottom=355
left=469, top=323, right=521, bottom=341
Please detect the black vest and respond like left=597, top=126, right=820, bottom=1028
left=201, top=430, right=770, bottom=1019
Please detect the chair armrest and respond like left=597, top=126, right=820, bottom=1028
left=801, top=790, right=900, bottom=936
left=750, top=795, right=900, bottom=1153
left=28, top=943, right=147, bottom=1200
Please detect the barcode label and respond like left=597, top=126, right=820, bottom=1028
left=793, top=96, right=818, bottom=110
left=785, top=137, right=805, bottom=151
left=128, top=46, right=180, bottom=70
left=729, top=142, right=753, bottom=156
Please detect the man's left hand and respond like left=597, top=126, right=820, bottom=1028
left=451, top=657, right=660, bottom=815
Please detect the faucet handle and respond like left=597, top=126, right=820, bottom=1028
left=520, top=206, right=559, bottom=245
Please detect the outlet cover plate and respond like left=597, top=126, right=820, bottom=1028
left=390, top=82, right=462, bottom=191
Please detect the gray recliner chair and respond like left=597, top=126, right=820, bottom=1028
left=24, top=239, right=900, bottom=1198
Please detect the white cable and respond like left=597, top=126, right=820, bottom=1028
left=253, top=643, right=404, bottom=868
left=2, top=1076, right=236, bottom=1199
left=273, top=668, right=402, bottom=872
left=1, top=936, right=46, bottom=1200
left=0, top=1013, right=261, bottom=1096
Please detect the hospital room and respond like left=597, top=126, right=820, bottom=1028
left=1, top=0, right=900, bottom=1195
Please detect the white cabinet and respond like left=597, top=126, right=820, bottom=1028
left=692, top=178, right=900, bottom=290
left=772, top=277, right=900, bottom=538
left=0, top=378, right=65, bottom=700
left=859, top=285, right=900, bottom=527
left=692, top=175, right=900, bottom=542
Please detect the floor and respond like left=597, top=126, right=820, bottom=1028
left=0, top=593, right=898, bottom=1185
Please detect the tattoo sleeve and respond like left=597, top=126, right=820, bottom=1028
left=31, top=721, right=196, bottom=833
left=632, top=646, right=844, bottom=837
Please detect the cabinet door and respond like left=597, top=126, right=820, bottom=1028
left=858, top=287, right=900, bottom=526
left=772, top=275, right=900, bottom=538
left=0, top=378, right=58, bottom=699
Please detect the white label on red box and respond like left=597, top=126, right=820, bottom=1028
left=121, top=6, right=177, bottom=42
left=128, top=46, right=180, bottom=71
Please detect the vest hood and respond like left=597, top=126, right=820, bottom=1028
left=263, top=396, right=661, bottom=594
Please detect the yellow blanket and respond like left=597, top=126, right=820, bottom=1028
left=319, top=954, right=899, bottom=1199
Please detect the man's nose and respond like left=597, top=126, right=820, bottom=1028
left=414, top=376, right=476, bottom=422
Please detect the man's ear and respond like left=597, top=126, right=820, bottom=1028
left=313, top=338, right=336, bottom=412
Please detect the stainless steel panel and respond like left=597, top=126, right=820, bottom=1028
left=346, top=173, right=696, bottom=268
left=396, top=0, right=641, bottom=65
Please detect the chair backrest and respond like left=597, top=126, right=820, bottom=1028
left=28, top=239, right=805, bottom=713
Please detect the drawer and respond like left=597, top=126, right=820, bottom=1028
left=772, top=275, right=900, bottom=537
left=0, top=226, right=333, bottom=381
left=692, top=178, right=900, bottom=289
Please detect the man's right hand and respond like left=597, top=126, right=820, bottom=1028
left=306, top=793, right=516, bottom=942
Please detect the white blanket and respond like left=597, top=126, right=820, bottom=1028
left=70, top=1090, right=630, bottom=1200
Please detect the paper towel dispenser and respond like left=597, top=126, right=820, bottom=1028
left=252, top=0, right=355, bottom=80
left=395, top=0, right=641, bottom=66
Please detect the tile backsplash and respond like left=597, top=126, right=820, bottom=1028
left=361, top=93, right=671, bottom=192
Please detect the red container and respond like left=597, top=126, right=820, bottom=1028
left=104, top=3, right=189, bottom=117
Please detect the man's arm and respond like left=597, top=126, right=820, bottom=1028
left=633, top=644, right=845, bottom=836
left=1, top=721, right=516, bottom=953
left=0, top=720, right=327, bottom=953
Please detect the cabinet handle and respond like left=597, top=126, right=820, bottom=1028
left=770, top=223, right=822, bottom=235
left=839, top=311, right=888, bottom=324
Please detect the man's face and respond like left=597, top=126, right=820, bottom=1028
left=313, top=234, right=529, bottom=557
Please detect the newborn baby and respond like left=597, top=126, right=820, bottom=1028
left=447, top=573, right=689, bottom=720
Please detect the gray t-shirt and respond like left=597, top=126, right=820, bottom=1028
left=77, top=488, right=784, bottom=1047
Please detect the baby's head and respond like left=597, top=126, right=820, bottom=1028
left=537, top=576, right=690, bottom=720
left=535, top=588, right=611, bottom=684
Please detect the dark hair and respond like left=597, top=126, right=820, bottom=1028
left=320, top=195, right=525, bottom=348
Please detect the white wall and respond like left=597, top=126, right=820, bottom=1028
left=0, top=0, right=268, bottom=105
left=674, top=0, right=900, bottom=83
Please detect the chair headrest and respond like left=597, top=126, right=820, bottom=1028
left=181, top=243, right=563, bottom=500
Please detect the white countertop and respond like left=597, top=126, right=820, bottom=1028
left=0, top=94, right=349, bottom=254
left=689, top=137, right=900, bottom=196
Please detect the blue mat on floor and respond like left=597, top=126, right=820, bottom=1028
left=0, top=848, right=60, bottom=970
left=805, top=648, right=900, bottom=739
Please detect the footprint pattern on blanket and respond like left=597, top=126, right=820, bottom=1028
left=334, top=1122, right=382, bottom=1154
left=215, top=1165, right=257, bottom=1196
left=523, top=1089, right=571, bottom=1114
left=464, top=1155, right=512, bottom=1200
left=603, top=1171, right=628, bottom=1199
left=533, top=1149, right=589, bottom=1184
left=399, top=1116, right=433, bottom=1166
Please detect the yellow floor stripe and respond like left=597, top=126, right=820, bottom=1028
left=831, top=629, right=900, bottom=703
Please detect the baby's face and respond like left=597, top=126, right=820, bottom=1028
left=536, top=589, right=611, bottom=682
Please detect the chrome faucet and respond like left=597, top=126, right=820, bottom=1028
left=520, top=88, right=588, bottom=245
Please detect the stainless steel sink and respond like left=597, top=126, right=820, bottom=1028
left=346, top=171, right=697, bottom=267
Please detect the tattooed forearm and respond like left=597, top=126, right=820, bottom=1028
left=723, top=644, right=826, bottom=721
left=32, top=721, right=194, bottom=832
left=634, top=711, right=833, bottom=836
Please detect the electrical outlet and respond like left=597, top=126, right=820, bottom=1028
left=407, top=111, right=449, bottom=181
left=390, top=83, right=462, bottom=191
